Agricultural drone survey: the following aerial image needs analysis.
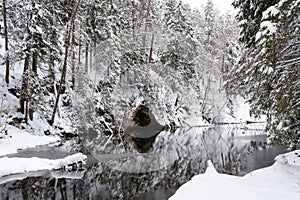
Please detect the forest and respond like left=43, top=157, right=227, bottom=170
left=1, top=0, right=298, bottom=149
left=0, top=0, right=299, bottom=199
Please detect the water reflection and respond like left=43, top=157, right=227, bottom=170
left=0, top=125, right=288, bottom=199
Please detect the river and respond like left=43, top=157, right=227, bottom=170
left=0, top=125, right=288, bottom=199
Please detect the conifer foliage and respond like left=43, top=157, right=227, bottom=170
left=232, top=0, right=300, bottom=148
left=0, top=0, right=239, bottom=123
left=7, top=0, right=299, bottom=149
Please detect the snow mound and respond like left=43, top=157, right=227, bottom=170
left=204, top=160, right=218, bottom=175
left=170, top=150, right=300, bottom=200
left=0, top=153, right=87, bottom=177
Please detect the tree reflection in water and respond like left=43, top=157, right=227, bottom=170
left=0, top=125, right=272, bottom=200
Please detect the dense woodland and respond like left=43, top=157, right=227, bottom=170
left=0, top=0, right=299, bottom=149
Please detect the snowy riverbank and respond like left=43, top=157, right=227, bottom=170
left=0, top=153, right=87, bottom=177
left=0, top=125, right=60, bottom=156
left=0, top=124, right=87, bottom=178
left=170, top=150, right=300, bottom=200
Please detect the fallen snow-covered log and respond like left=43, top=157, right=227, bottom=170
left=0, top=153, right=87, bottom=177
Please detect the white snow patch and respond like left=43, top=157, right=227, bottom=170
left=184, top=116, right=211, bottom=127
left=0, top=153, right=87, bottom=177
left=170, top=150, right=300, bottom=200
left=262, top=6, right=280, bottom=19
left=0, top=125, right=60, bottom=156
left=260, top=21, right=277, bottom=34
left=223, top=96, right=266, bottom=124
left=50, top=170, right=85, bottom=179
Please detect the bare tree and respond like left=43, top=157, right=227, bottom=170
left=49, top=0, right=80, bottom=125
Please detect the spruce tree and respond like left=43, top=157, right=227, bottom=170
left=232, top=0, right=300, bottom=148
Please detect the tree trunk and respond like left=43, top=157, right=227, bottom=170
left=3, top=0, right=9, bottom=84
left=25, top=96, right=29, bottom=124
left=89, top=43, right=93, bottom=71
left=20, top=10, right=32, bottom=122
left=49, top=0, right=79, bottom=125
left=131, top=0, right=136, bottom=40
left=143, top=0, right=151, bottom=48
left=71, top=24, right=76, bottom=88
left=29, top=105, right=34, bottom=121
left=85, top=43, right=89, bottom=72
left=32, top=51, right=38, bottom=74
left=20, top=55, right=29, bottom=115
left=78, top=29, right=81, bottom=65
left=27, top=50, right=38, bottom=120
left=49, top=49, right=55, bottom=86
left=149, top=33, right=154, bottom=63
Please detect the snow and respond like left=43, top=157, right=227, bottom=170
left=260, top=21, right=277, bottom=34
left=0, top=153, right=87, bottom=177
left=50, top=170, right=85, bottom=179
left=262, top=6, right=280, bottom=19
left=170, top=150, right=300, bottom=200
left=184, top=116, right=211, bottom=127
left=0, top=170, right=84, bottom=185
left=0, top=125, right=60, bottom=156
left=223, top=96, right=266, bottom=124
left=255, top=6, right=280, bottom=43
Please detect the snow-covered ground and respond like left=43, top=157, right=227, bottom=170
left=0, top=153, right=87, bottom=177
left=184, top=95, right=267, bottom=128
left=0, top=118, right=87, bottom=179
left=0, top=123, right=87, bottom=178
left=0, top=125, right=60, bottom=156
left=0, top=50, right=87, bottom=179
left=170, top=150, right=300, bottom=200
left=223, top=96, right=267, bottom=124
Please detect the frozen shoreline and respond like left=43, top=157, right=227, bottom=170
left=0, top=125, right=60, bottom=156
left=0, top=124, right=87, bottom=178
left=0, top=153, right=87, bottom=177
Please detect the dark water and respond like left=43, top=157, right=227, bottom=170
left=0, top=125, right=288, bottom=200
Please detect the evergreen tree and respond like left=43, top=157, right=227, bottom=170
left=232, top=0, right=280, bottom=48
left=161, top=0, right=196, bottom=70
left=204, top=0, right=215, bottom=45
left=232, top=0, right=300, bottom=148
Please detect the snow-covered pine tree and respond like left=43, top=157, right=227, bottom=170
left=232, top=0, right=280, bottom=48
left=0, top=0, right=67, bottom=123
left=233, top=0, right=300, bottom=148
left=249, top=0, right=299, bottom=148
left=159, top=0, right=200, bottom=124
left=204, top=0, right=215, bottom=45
